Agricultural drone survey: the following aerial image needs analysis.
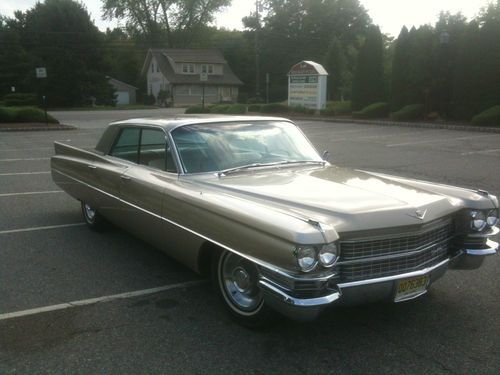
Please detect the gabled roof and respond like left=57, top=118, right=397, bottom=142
left=141, top=48, right=243, bottom=86
left=106, top=76, right=138, bottom=90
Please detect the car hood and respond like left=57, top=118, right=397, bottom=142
left=190, top=165, right=463, bottom=234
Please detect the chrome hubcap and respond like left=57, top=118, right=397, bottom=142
left=221, top=253, right=263, bottom=312
left=84, top=203, right=96, bottom=221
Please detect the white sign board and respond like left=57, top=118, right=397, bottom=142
left=288, top=61, right=328, bottom=110
left=200, top=72, right=208, bottom=82
left=36, top=67, right=47, bottom=78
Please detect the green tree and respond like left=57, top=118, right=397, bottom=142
left=351, top=25, right=386, bottom=110
left=390, top=27, right=410, bottom=111
left=102, top=0, right=232, bottom=48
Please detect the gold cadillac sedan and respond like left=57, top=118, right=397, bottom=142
left=51, top=116, right=499, bottom=327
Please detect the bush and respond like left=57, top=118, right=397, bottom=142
left=185, top=105, right=210, bottom=114
left=143, top=94, right=156, bottom=105
left=226, top=104, right=247, bottom=114
left=3, top=93, right=38, bottom=107
left=209, top=104, right=231, bottom=114
left=321, top=101, right=352, bottom=116
left=248, top=104, right=261, bottom=112
left=259, top=103, right=290, bottom=114
left=247, top=97, right=264, bottom=104
left=289, top=105, right=315, bottom=115
left=0, top=106, right=58, bottom=123
left=471, top=105, right=500, bottom=126
left=0, top=107, right=17, bottom=122
left=390, top=104, right=425, bottom=121
left=352, top=102, right=389, bottom=119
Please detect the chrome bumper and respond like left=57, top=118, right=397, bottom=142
left=259, top=231, right=498, bottom=321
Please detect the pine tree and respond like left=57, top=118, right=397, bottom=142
left=390, top=27, right=410, bottom=111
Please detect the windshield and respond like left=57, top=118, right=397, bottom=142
left=171, top=121, right=322, bottom=173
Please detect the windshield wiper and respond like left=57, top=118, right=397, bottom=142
left=217, top=160, right=325, bottom=177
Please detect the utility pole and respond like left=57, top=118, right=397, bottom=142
left=255, top=0, right=261, bottom=100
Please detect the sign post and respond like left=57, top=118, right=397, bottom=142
left=266, top=73, right=270, bottom=104
left=200, top=72, right=208, bottom=110
left=36, top=67, right=48, bottom=126
left=287, top=61, right=328, bottom=111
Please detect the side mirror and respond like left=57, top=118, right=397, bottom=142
left=322, top=150, right=331, bottom=162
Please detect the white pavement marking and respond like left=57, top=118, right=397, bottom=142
left=0, top=190, right=62, bottom=197
left=0, top=147, right=53, bottom=152
left=461, top=148, right=500, bottom=156
left=0, top=223, right=85, bottom=235
left=0, top=280, right=206, bottom=321
left=0, top=157, right=49, bottom=162
left=0, top=171, right=50, bottom=176
left=386, top=134, right=493, bottom=147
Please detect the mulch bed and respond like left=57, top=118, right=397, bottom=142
left=0, top=123, right=76, bottom=132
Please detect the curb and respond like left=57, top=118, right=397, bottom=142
left=0, top=124, right=76, bottom=132
left=290, top=116, right=500, bottom=134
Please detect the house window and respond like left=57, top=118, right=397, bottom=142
left=151, top=63, right=154, bottom=73
left=156, top=64, right=160, bottom=73
left=182, top=64, right=195, bottom=74
left=201, top=64, right=214, bottom=74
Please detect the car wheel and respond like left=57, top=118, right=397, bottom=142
left=81, top=201, right=106, bottom=231
left=212, top=249, right=276, bottom=328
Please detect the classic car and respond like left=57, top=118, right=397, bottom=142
left=51, top=116, right=499, bottom=326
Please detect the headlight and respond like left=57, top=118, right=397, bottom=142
left=295, top=246, right=317, bottom=272
left=470, top=210, right=487, bottom=231
left=487, top=209, right=498, bottom=227
left=318, top=243, right=339, bottom=267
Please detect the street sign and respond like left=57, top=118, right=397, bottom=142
left=11, top=86, right=15, bottom=92
left=36, top=67, right=47, bottom=78
left=200, top=72, right=208, bottom=82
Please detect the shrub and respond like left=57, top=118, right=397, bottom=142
left=321, top=101, right=352, bottom=116
left=390, top=104, right=425, bottom=121
left=209, top=104, right=231, bottom=114
left=247, top=97, right=264, bottom=104
left=248, top=104, right=261, bottom=112
left=143, top=94, right=156, bottom=105
left=185, top=105, right=210, bottom=114
left=289, top=105, right=315, bottom=115
left=0, top=107, right=17, bottom=122
left=15, top=107, right=58, bottom=123
left=226, top=104, right=247, bottom=114
left=471, top=105, right=500, bottom=126
left=259, top=103, right=289, bottom=114
left=3, top=93, right=38, bottom=107
left=352, top=102, right=389, bottom=119
left=0, top=106, right=58, bottom=123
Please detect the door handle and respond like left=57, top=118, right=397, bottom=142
left=87, top=165, right=97, bottom=169
left=120, top=175, right=132, bottom=181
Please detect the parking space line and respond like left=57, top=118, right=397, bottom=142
left=0, top=147, right=53, bottom=152
left=0, top=223, right=85, bottom=235
left=0, top=157, right=50, bottom=162
left=461, top=148, right=500, bottom=156
left=0, top=190, right=62, bottom=197
left=0, top=280, right=205, bottom=321
left=386, top=134, right=492, bottom=147
left=0, top=171, right=50, bottom=176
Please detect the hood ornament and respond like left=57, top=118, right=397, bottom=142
left=415, top=209, right=427, bottom=220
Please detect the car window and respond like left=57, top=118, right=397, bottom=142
left=166, top=145, right=177, bottom=173
left=139, top=129, right=166, bottom=170
left=110, top=127, right=140, bottom=163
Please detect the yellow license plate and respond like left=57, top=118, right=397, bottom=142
left=394, top=275, right=429, bottom=302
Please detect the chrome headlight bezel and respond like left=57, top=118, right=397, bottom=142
left=318, top=243, right=339, bottom=268
left=469, top=210, right=487, bottom=232
left=486, top=209, right=499, bottom=227
left=295, top=246, right=318, bottom=273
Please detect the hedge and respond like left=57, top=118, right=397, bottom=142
left=352, top=102, right=389, bottom=119
left=248, top=104, right=262, bottom=112
left=3, top=93, right=38, bottom=107
left=321, top=101, right=352, bottom=116
left=0, top=106, right=59, bottom=123
left=225, top=104, right=247, bottom=114
left=209, top=104, right=231, bottom=114
left=471, top=105, right=500, bottom=126
left=289, top=105, right=315, bottom=115
left=185, top=105, right=210, bottom=114
left=259, top=103, right=289, bottom=113
left=390, top=104, right=425, bottom=121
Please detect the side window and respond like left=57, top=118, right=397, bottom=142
left=110, top=128, right=140, bottom=163
left=139, top=129, right=166, bottom=170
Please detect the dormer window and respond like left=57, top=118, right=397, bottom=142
left=201, top=64, right=214, bottom=74
left=182, top=64, right=195, bottom=74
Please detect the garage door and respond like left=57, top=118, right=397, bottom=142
left=116, top=91, right=130, bottom=105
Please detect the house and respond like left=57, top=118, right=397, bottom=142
left=107, top=76, right=137, bottom=105
left=141, top=49, right=243, bottom=106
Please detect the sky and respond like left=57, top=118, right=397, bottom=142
left=0, top=0, right=494, bottom=37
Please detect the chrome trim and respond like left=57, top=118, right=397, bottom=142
left=337, top=236, right=452, bottom=265
left=466, top=226, right=499, bottom=238
left=465, top=239, right=498, bottom=256
left=337, top=258, right=450, bottom=288
left=258, top=279, right=340, bottom=307
left=52, top=168, right=308, bottom=281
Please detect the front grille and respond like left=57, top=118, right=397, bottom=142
left=339, top=221, right=455, bottom=281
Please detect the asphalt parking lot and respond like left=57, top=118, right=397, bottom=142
left=1, top=110, right=499, bottom=374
